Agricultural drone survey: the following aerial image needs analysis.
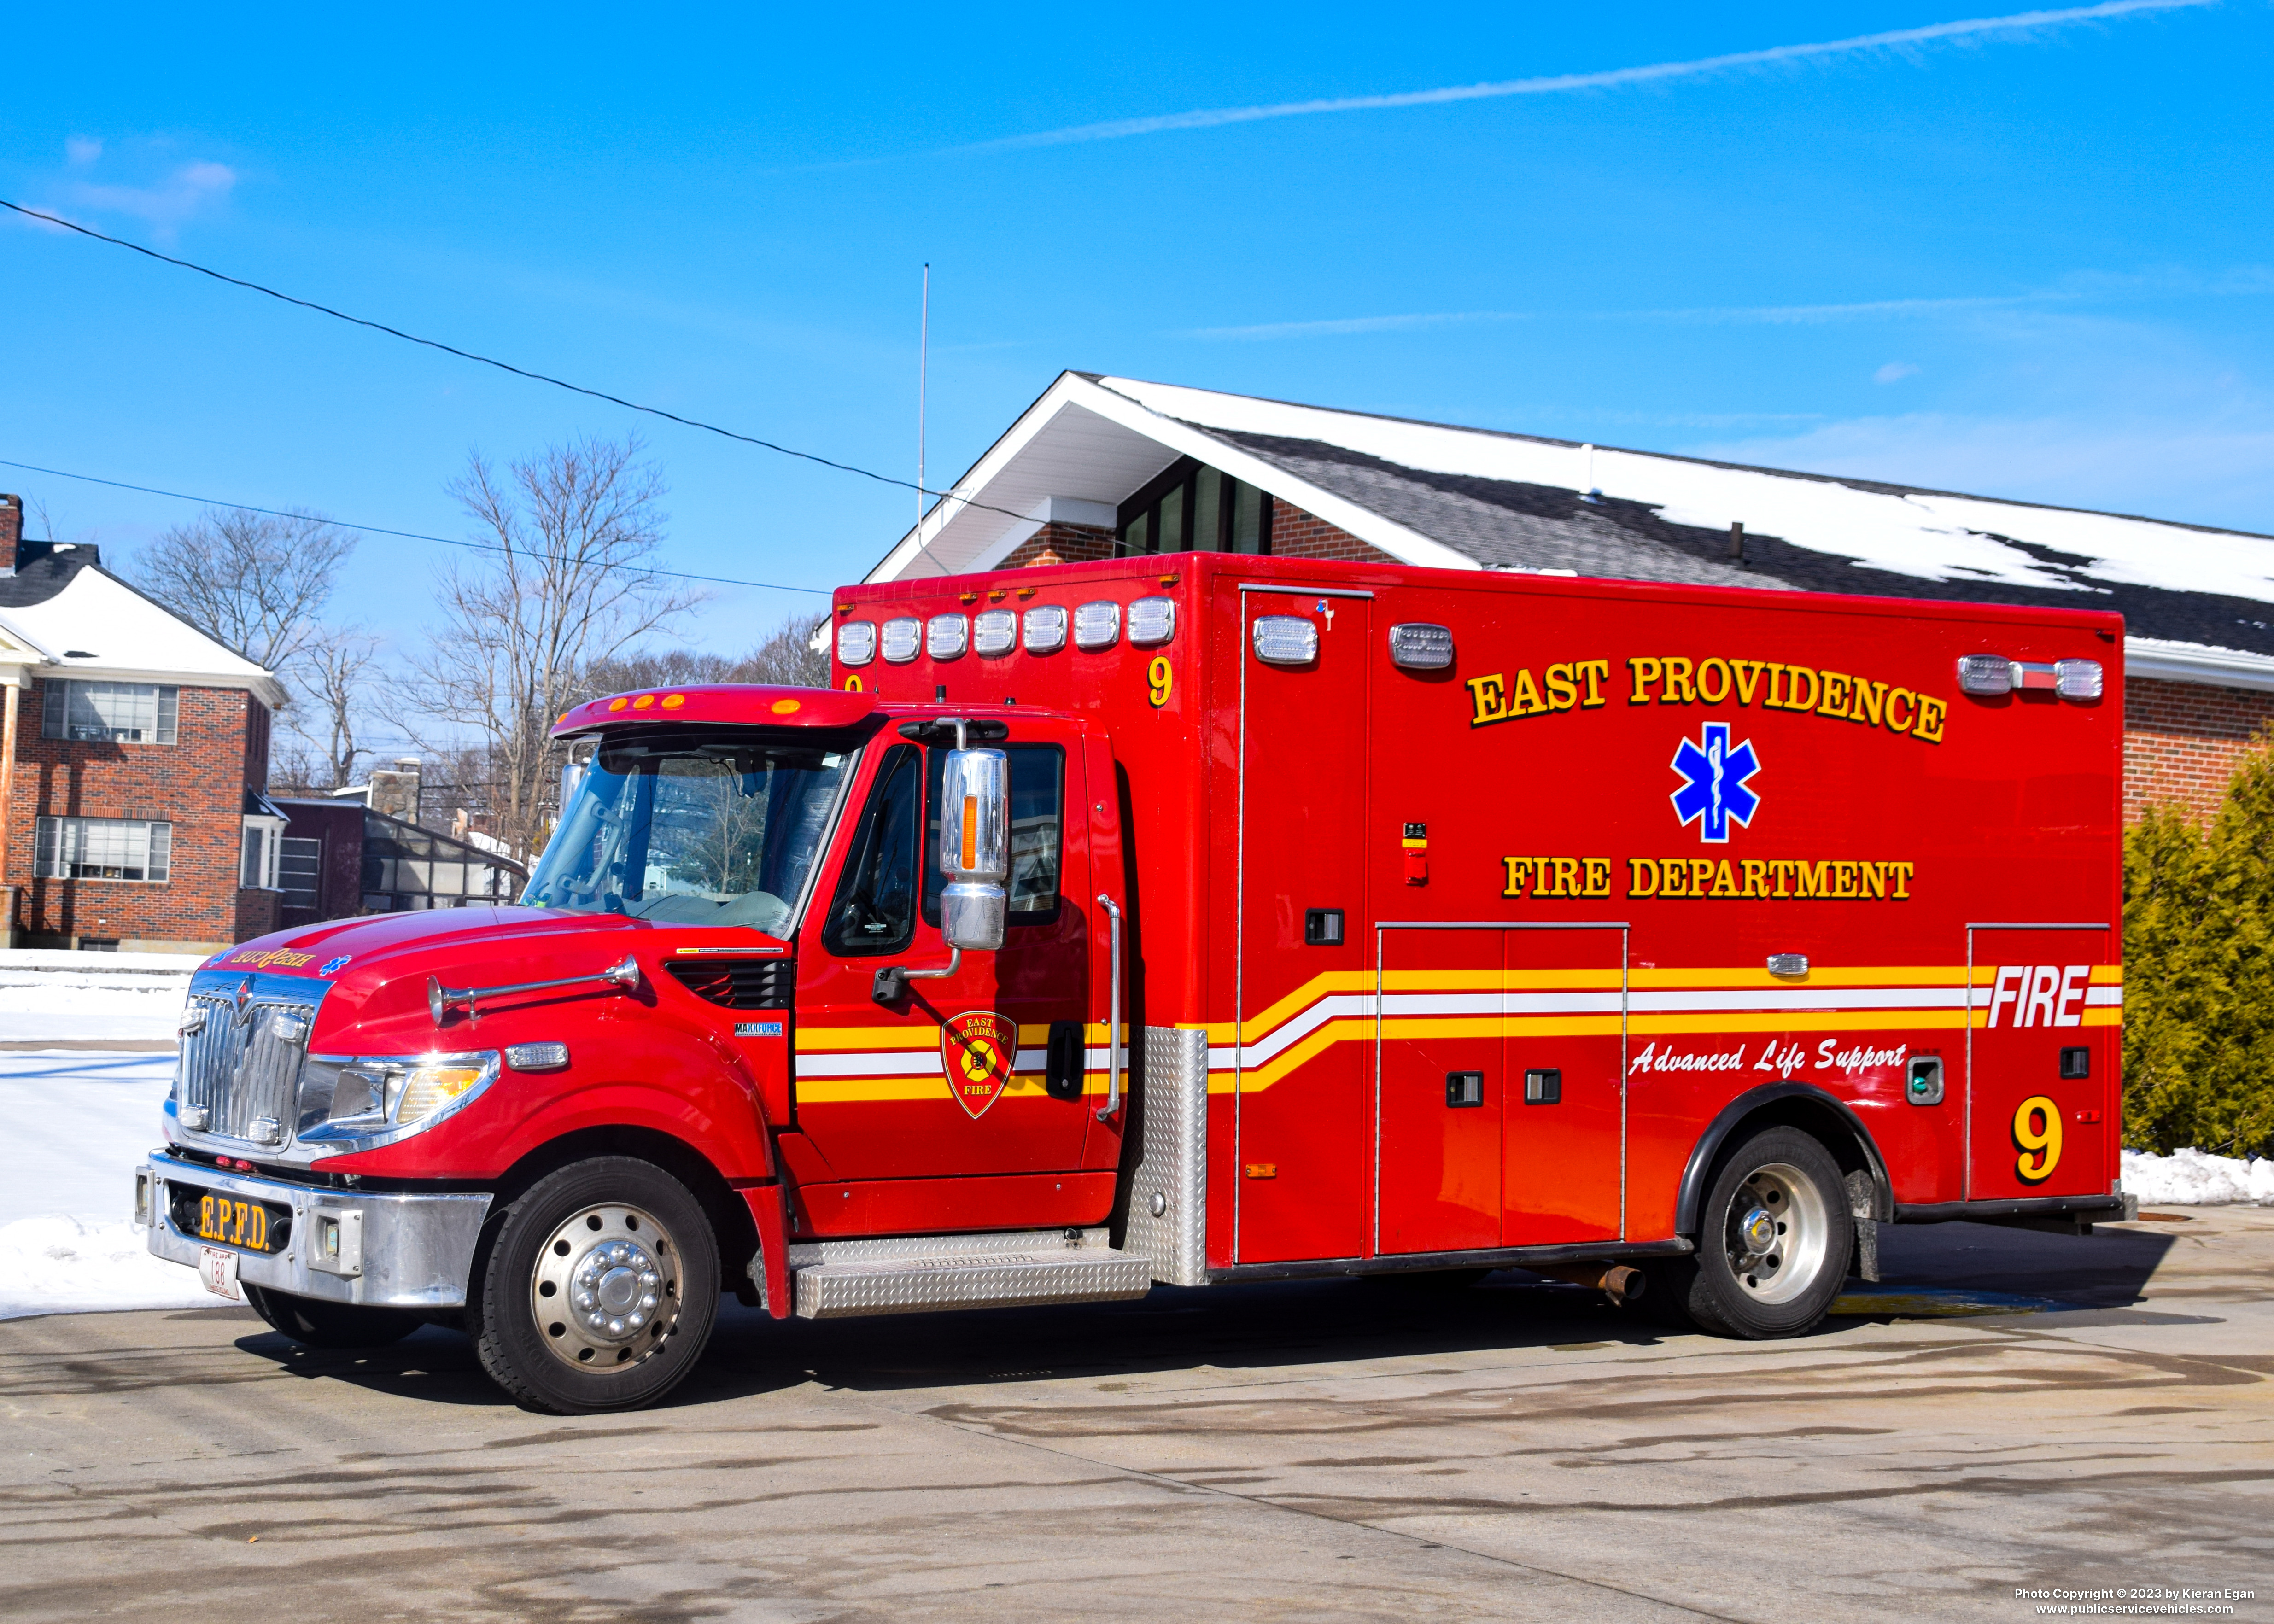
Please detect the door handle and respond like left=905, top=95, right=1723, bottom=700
left=1097, top=894, right=1122, bottom=1121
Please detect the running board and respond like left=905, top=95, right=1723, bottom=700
left=786, top=1227, right=1153, bottom=1320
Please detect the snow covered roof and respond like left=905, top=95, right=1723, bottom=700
left=866, top=373, right=2274, bottom=691
left=0, top=546, right=283, bottom=703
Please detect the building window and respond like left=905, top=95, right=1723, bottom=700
left=279, top=836, right=322, bottom=911
left=1117, top=457, right=1271, bottom=558
left=241, top=818, right=285, bottom=890
left=34, top=817, right=172, bottom=882
left=41, top=681, right=179, bottom=744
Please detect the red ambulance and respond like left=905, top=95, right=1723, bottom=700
left=141, top=554, right=2131, bottom=1413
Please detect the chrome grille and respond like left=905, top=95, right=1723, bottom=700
left=178, top=994, right=314, bottom=1143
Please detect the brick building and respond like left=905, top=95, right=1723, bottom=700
left=867, top=374, right=2274, bottom=824
left=0, top=498, right=288, bottom=952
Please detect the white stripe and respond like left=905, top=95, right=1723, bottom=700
left=2085, top=987, right=2123, bottom=1006
left=795, top=1051, right=943, bottom=1079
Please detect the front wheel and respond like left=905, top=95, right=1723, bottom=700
left=472, top=1157, right=720, bottom=1414
left=1647, top=1126, right=1852, bottom=1339
left=244, top=1284, right=423, bottom=1349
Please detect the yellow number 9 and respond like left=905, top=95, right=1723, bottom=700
left=2012, top=1095, right=2063, bottom=1184
left=1147, top=656, right=1172, bottom=708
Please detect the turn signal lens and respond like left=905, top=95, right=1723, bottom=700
left=836, top=621, right=877, bottom=666
left=973, top=608, right=1017, bottom=656
left=1956, top=654, right=2014, bottom=695
left=2054, top=658, right=2104, bottom=700
left=1253, top=615, right=1319, bottom=666
left=391, top=1057, right=497, bottom=1126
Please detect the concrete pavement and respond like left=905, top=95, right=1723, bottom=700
left=3, top=1210, right=2268, bottom=1621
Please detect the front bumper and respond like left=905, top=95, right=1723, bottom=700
left=140, top=1150, right=493, bottom=1309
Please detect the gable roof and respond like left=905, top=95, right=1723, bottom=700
left=866, top=372, right=2274, bottom=691
left=0, top=544, right=283, bottom=702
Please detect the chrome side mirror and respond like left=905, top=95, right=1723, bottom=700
left=938, top=746, right=1009, bottom=952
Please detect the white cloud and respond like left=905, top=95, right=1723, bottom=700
left=1875, top=362, right=1923, bottom=384
left=957, top=0, right=2215, bottom=153
left=13, top=138, right=237, bottom=242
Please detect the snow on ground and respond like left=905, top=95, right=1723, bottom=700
left=2123, top=1147, right=2274, bottom=1206
left=0, top=951, right=196, bottom=1043
left=0, top=1050, right=210, bottom=1320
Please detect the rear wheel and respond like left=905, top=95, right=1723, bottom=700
left=244, top=1284, right=422, bottom=1349
left=473, top=1156, right=719, bottom=1414
left=1647, top=1126, right=1852, bottom=1339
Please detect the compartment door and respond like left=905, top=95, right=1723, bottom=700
left=1376, top=926, right=1505, bottom=1255
left=1502, top=926, right=1627, bottom=1246
left=1966, top=924, right=2117, bottom=1202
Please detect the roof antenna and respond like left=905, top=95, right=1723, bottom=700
left=918, top=262, right=929, bottom=537
left=1579, top=444, right=1602, bottom=505
left=1729, top=521, right=1746, bottom=564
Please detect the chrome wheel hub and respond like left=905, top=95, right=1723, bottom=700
left=1724, top=1162, right=1830, bottom=1306
left=532, top=1202, right=681, bottom=1373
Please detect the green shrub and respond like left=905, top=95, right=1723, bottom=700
left=2123, top=735, right=2274, bottom=1156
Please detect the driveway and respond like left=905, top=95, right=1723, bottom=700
left=4, top=1210, right=2267, bottom=1621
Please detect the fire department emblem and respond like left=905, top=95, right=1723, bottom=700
left=940, top=1010, right=1018, bottom=1120
left=1670, top=721, right=1762, bottom=843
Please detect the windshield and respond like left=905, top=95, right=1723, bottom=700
left=523, top=728, right=854, bottom=934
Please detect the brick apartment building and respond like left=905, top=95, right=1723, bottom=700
left=0, top=495, right=289, bottom=952
left=867, top=374, right=2274, bottom=823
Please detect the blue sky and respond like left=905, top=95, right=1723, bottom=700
left=2, top=1, right=2269, bottom=659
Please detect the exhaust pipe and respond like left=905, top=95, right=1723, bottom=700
left=1528, top=1262, right=1647, bottom=1305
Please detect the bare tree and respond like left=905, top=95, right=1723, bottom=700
left=128, top=508, right=355, bottom=677
left=578, top=611, right=831, bottom=701
left=389, top=435, right=700, bottom=862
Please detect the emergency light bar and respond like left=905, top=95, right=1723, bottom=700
left=973, top=608, right=1017, bottom=657
left=1956, top=654, right=2103, bottom=700
left=927, top=613, right=969, bottom=660
left=836, top=620, right=876, bottom=667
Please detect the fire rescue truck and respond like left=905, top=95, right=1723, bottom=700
left=140, top=554, right=2132, bottom=1414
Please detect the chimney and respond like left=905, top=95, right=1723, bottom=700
left=0, top=495, right=20, bottom=577
left=369, top=755, right=424, bottom=825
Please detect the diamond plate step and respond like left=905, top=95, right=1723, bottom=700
left=788, top=1227, right=1154, bottom=1320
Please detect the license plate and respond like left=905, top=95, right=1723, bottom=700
left=199, top=1246, right=243, bottom=1301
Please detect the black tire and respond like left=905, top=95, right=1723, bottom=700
left=244, top=1284, right=423, bottom=1349
left=473, top=1156, right=719, bottom=1414
left=1646, top=1126, right=1853, bottom=1339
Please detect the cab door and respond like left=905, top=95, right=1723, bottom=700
left=1966, top=924, right=2116, bottom=1202
left=793, top=724, right=1097, bottom=1181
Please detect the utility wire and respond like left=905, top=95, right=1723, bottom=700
left=0, top=196, right=1019, bottom=533
left=0, top=456, right=832, bottom=596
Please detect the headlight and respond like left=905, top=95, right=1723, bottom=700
left=296, top=1051, right=499, bottom=1147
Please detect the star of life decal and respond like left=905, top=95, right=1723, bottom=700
left=1670, top=721, right=1762, bottom=843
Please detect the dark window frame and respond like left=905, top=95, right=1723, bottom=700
left=1117, top=458, right=1272, bottom=559
left=922, top=742, right=1066, bottom=929
left=821, top=744, right=923, bottom=958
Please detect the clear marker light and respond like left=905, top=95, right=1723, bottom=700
left=1074, top=601, right=1122, bottom=651
left=881, top=618, right=922, bottom=664
left=2054, top=658, right=2104, bottom=700
left=1956, top=654, right=2014, bottom=695
left=1389, top=623, right=1454, bottom=670
left=973, top=609, right=1017, bottom=657
left=1128, top=597, right=1176, bottom=647
left=836, top=621, right=877, bottom=666
left=1253, top=615, right=1319, bottom=666
left=927, top=614, right=968, bottom=660
left=1023, top=605, right=1067, bottom=654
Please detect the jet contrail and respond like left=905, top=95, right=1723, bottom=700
left=956, top=0, right=2215, bottom=153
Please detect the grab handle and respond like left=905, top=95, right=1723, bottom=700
left=1097, top=894, right=1122, bottom=1121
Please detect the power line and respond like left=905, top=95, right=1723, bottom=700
left=0, top=455, right=832, bottom=596
left=0, top=196, right=1023, bottom=532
